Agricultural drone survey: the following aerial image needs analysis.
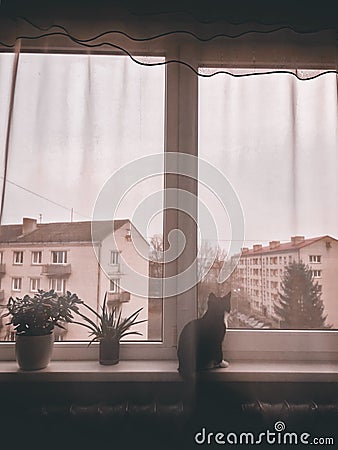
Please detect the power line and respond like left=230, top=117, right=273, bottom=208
left=0, top=177, right=91, bottom=220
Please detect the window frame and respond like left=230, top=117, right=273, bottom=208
left=11, top=277, right=22, bottom=292
left=49, top=277, right=67, bottom=294
left=0, top=32, right=337, bottom=363
left=51, top=250, right=67, bottom=264
left=30, top=277, right=40, bottom=292
left=31, top=250, right=42, bottom=265
left=109, top=278, right=121, bottom=294
left=13, top=250, right=23, bottom=265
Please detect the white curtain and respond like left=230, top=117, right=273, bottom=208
left=0, top=51, right=164, bottom=225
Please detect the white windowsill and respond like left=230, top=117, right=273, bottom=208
left=0, top=360, right=337, bottom=383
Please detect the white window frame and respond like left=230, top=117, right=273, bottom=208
left=312, top=269, right=322, bottom=278
left=109, top=278, right=121, bottom=293
left=30, top=277, right=40, bottom=292
left=0, top=35, right=337, bottom=364
left=110, top=250, right=120, bottom=265
left=51, top=250, right=67, bottom=264
left=50, top=278, right=66, bottom=294
left=31, top=250, right=42, bottom=265
left=12, top=277, right=22, bottom=292
left=13, top=251, right=23, bottom=265
left=310, top=255, right=321, bottom=263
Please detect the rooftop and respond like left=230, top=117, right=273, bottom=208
left=239, top=235, right=337, bottom=257
left=0, top=219, right=129, bottom=244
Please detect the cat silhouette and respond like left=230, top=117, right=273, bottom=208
left=177, top=291, right=231, bottom=378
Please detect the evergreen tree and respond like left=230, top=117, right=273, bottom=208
left=275, top=261, right=331, bottom=329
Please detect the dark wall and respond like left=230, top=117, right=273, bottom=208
left=2, top=380, right=338, bottom=450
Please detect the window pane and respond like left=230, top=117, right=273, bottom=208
left=0, top=53, right=165, bottom=341
left=199, top=68, right=338, bottom=329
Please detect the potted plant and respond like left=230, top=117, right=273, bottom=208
left=0, top=290, right=82, bottom=370
left=74, top=293, right=146, bottom=365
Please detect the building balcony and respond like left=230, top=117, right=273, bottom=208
left=0, top=263, right=5, bottom=275
left=107, top=291, right=130, bottom=305
left=41, top=264, right=72, bottom=277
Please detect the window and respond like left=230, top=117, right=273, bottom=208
left=50, top=278, right=66, bottom=294
left=13, top=251, right=23, bottom=265
left=199, top=67, right=337, bottom=335
left=0, top=51, right=166, bottom=346
left=110, top=251, right=119, bottom=265
left=31, top=251, right=42, bottom=265
left=0, top=18, right=337, bottom=363
left=109, top=278, right=120, bottom=293
left=309, top=255, right=321, bottom=263
left=12, top=277, right=22, bottom=291
left=30, top=278, right=40, bottom=292
left=51, top=251, right=67, bottom=264
left=312, top=270, right=322, bottom=278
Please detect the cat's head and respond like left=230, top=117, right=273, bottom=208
left=207, top=291, right=231, bottom=314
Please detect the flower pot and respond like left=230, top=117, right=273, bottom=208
left=15, top=332, right=54, bottom=370
left=99, top=337, right=120, bottom=365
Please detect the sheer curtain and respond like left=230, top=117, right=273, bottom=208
left=0, top=52, right=164, bottom=224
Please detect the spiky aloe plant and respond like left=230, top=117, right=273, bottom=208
left=73, top=293, right=146, bottom=345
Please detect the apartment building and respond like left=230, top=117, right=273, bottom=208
left=0, top=218, right=149, bottom=340
left=231, top=235, right=338, bottom=327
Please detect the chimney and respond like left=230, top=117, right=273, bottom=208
left=22, top=217, right=37, bottom=235
left=253, top=244, right=263, bottom=252
left=241, top=247, right=249, bottom=253
left=269, top=240, right=280, bottom=249
left=291, top=236, right=305, bottom=245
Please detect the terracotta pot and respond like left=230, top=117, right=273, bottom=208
left=99, top=337, right=120, bottom=365
left=16, top=332, right=54, bottom=370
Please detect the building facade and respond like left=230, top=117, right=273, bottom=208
left=0, top=218, right=149, bottom=340
left=231, top=235, right=338, bottom=328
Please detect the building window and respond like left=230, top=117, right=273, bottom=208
left=109, top=278, right=120, bottom=293
left=50, top=278, right=66, bottom=294
left=51, top=251, right=67, bottom=264
left=110, top=251, right=120, bottom=265
left=309, top=255, right=321, bottom=263
left=13, top=251, right=23, bottom=265
left=31, top=251, right=42, bottom=265
left=12, top=277, right=22, bottom=291
left=312, top=270, right=322, bottom=278
left=30, top=278, right=40, bottom=292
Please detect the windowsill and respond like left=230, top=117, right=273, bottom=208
left=0, top=360, right=337, bottom=382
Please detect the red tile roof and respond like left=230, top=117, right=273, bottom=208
left=0, top=220, right=129, bottom=244
left=240, top=235, right=337, bottom=257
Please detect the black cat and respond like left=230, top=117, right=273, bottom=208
left=177, top=292, right=231, bottom=378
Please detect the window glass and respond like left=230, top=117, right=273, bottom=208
left=199, top=68, right=338, bottom=330
left=30, top=277, right=40, bottom=292
left=51, top=251, right=67, bottom=264
left=12, top=277, right=22, bottom=291
left=31, top=251, right=42, bottom=265
left=0, top=53, right=165, bottom=342
left=13, top=251, right=23, bottom=265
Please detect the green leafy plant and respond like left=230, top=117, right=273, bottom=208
left=73, top=293, right=146, bottom=345
left=0, top=290, right=83, bottom=336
